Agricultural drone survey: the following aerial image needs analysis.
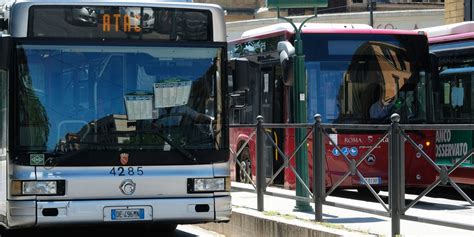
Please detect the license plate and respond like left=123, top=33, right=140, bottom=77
left=111, top=208, right=144, bottom=220
left=104, top=206, right=152, bottom=222
left=361, top=177, right=381, bottom=185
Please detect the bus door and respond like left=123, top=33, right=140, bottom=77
left=260, top=64, right=284, bottom=185
left=259, top=66, right=274, bottom=181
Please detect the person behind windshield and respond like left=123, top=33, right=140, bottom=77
left=369, top=85, right=395, bottom=120
left=370, top=97, right=394, bottom=119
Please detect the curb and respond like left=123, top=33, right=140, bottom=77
left=198, top=207, right=377, bottom=237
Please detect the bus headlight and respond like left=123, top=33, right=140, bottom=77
left=188, top=177, right=230, bottom=193
left=11, top=180, right=65, bottom=196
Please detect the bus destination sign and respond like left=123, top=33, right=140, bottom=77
left=29, top=6, right=211, bottom=41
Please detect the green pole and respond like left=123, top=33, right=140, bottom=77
left=293, top=30, right=312, bottom=211
left=277, top=10, right=318, bottom=211
left=272, top=1, right=326, bottom=213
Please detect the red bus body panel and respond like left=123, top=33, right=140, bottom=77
left=230, top=127, right=437, bottom=190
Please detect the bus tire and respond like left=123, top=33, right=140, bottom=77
left=237, top=147, right=252, bottom=184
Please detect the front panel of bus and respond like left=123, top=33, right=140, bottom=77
left=2, top=2, right=230, bottom=228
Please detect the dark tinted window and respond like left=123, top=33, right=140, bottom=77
left=229, top=36, right=285, bottom=58
left=15, top=43, right=222, bottom=153
left=431, top=41, right=474, bottom=123
left=29, top=6, right=212, bottom=41
left=302, top=33, right=429, bottom=124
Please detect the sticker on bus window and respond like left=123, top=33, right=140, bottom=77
left=124, top=94, right=153, bottom=120
left=30, top=154, right=45, bottom=165
left=154, top=81, right=192, bottom=108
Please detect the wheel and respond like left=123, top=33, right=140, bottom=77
left=237, top=147, right=252, bottom=184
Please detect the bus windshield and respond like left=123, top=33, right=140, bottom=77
left=302, top=33, right=429, bottom=124
left=15, top=43, right=222, bottom=153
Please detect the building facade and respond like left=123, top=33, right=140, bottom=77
left=194, top=0, right=444, bottom=21
left=445, top=0, right=473, bottom=23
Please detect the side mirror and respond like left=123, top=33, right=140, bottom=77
left=277, top=41, right=295, bottom=86
left=277, top=41, right=295, bottom=60
left=227, top=58, right=252, bottom=109
left=279, top=50, right=288, bottom=65
left=230, top=90, right=247, bottom=110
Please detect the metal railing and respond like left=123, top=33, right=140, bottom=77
left=229, top=114, right=474, bottom=236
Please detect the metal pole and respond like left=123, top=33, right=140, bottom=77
left=277, top=9, right=318, bottom=213
left=369, top=0, right=374, bottom=27
left=389, top=113, right=401, bottom=236
left=256, top=115, right=265, bottom=212
left=313, top=114, right=324, bottom=221
left=294, top=30, right=312, bottom=212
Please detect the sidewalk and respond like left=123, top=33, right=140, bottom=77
left=198, top=182, right=474, bottom=237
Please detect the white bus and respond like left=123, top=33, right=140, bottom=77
left=0, top=0, right=230, bottom=232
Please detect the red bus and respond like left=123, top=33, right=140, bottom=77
left=227, top=23, right=436, bottom=193
left=422, top=22, right=474, bottom=187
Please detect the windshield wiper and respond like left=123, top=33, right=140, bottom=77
left=153, top=131, right=197, bottom=163
left=55, top=141, right=121, bottom=151
left=77, top=130, right=198, bottom=163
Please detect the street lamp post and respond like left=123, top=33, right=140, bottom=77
left=278, top=8, right=318, bottom=212
left=369, top=0, right=374, bottom=27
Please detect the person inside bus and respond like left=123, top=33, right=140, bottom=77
left=369, top=85, right=395, bottom=120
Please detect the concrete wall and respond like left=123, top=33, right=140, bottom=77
left=194, top=0, right=265, bottom=21
left=198, top=208, right=365, bottom=237
left=194, top=0, right=443, bottom=22
left=194, top=0, right=259, bottom=8
left=445, top=0, right=465, bottom=24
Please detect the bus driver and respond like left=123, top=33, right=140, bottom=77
left=369, top=85, right=394, bottom=119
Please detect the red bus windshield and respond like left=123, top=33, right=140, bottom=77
left=302, top=33, right=430, bottom=124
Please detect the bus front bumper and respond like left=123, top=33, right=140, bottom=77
left=6, top=196, right=231, bottom=228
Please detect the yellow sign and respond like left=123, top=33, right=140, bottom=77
left=102, top=14, right=142, bottom=33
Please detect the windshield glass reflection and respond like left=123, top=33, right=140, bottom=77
left=303, top=33, right=429, bottom=124
left=16, top=44, right=222, bottom=152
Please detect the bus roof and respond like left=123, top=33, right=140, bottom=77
left=3, top=0, right=193, bottom=5
left=234, top=23, right=424, bottom=44
left=2, top=0, right=226, bottom=42
left=419, top=21, right=474, bottom=44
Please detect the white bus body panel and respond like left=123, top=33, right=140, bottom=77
left=419, top=21, right=474, bottom=38
left=0, top=160, right=6, bottom=223
left=9, top=197, right=230, bottom=227
left=4, top=0, right=226, bottom=42
left=240, top=22, right=373, bottom=38
left=5, top=162, right=231, bottom=228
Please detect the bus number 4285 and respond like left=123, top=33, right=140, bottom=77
left=109, top=167, right=144, bottom=176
